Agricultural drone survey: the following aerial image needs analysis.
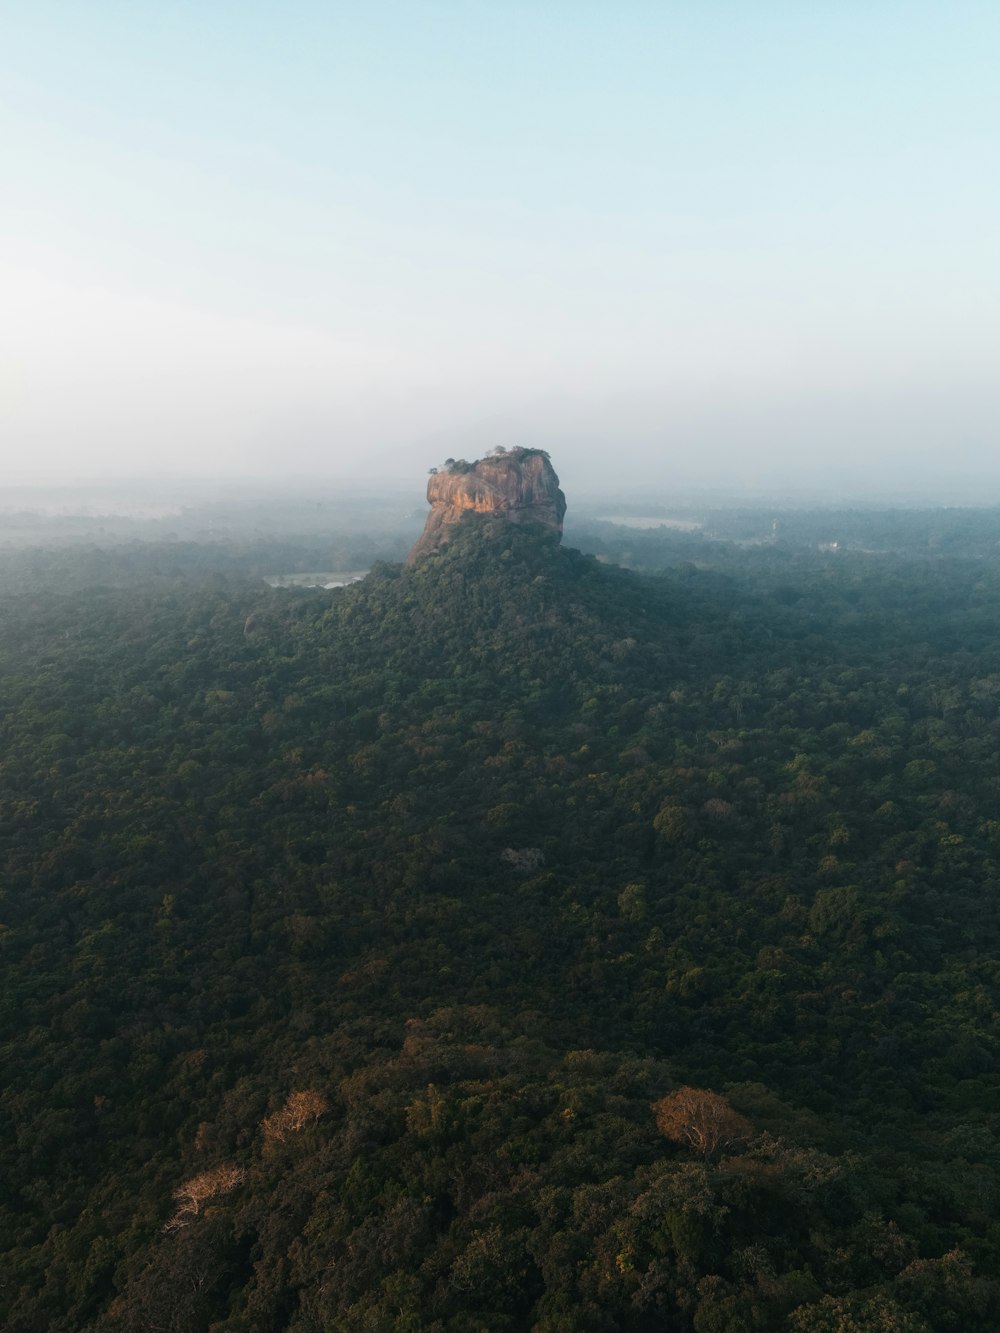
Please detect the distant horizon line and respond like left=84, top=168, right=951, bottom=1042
left=5, top=471, right=1000, bottom=513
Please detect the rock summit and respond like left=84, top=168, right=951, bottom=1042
left=407, top=448, right=567, bottom=564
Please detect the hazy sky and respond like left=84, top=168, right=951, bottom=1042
left=3, top=2, right=1000, bottom=497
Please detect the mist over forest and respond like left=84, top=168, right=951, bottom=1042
left=6, top=0, right=1000, bottom=1325
left=3, top=464, right=1000, bottom=1330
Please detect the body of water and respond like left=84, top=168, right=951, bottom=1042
left=264, top=571, right=369, bottom=589
left=597, top=515, right=702, bottom=531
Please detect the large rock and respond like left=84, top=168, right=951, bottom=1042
left=407, top=448, right=567, bottom=564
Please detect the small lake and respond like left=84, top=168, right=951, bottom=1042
left=264, top=571, right=369, bottom=589
left=597, top=516, right=702, bottom=531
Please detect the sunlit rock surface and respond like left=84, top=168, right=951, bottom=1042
left=407, top=448, right=567, bottom=564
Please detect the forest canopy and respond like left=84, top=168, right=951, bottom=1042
left=2, top=510, right=1000, bottom=1329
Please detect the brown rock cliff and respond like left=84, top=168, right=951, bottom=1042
left=406, top=448, right=566, bottom=564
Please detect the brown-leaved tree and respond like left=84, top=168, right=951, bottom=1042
left=652, top=1086, right=752, bottom=1160
left=261, top=1089, right=330, bottom=1143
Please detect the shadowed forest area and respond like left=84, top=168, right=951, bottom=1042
left=3, top=506, right=1000, bottom=1329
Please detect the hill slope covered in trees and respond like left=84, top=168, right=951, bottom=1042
left=2, top=518, right=1000, bottom=1330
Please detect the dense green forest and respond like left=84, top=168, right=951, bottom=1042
left=3, top=511, right=1000, bottom=1330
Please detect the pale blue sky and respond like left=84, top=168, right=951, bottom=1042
left=3, top=2, right=999, bottom=496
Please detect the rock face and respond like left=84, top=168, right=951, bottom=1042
left=406, top=448, right=567, bottom=564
